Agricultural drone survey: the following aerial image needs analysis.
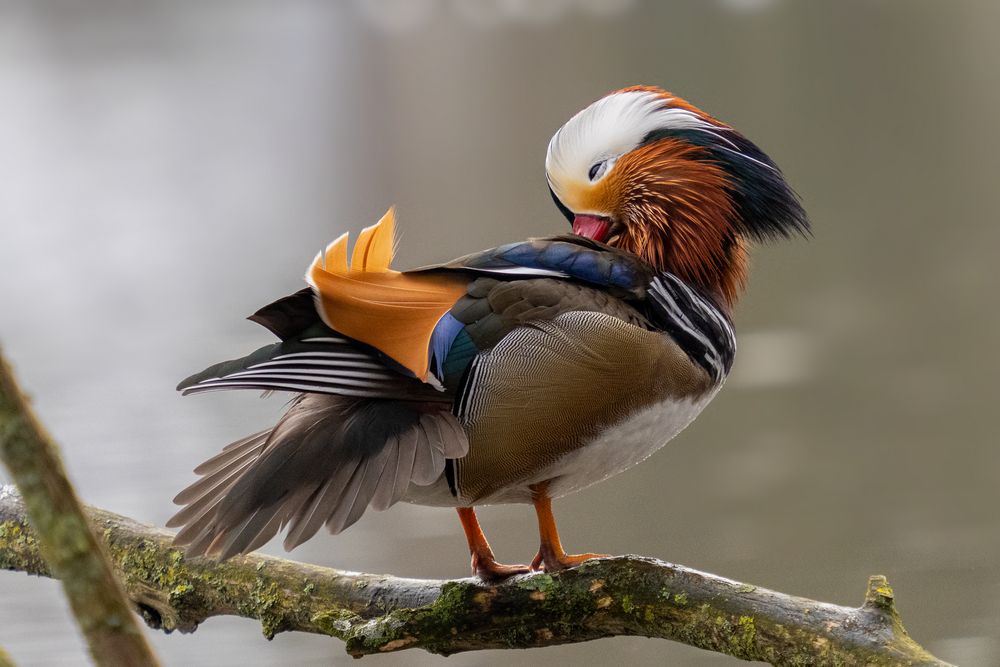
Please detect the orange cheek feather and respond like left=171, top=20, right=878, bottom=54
left=559, top=175, right=624, bottom=219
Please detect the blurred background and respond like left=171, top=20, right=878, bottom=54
left=1, top=1, right=998, bottom=665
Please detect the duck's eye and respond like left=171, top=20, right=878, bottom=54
left=588, top=161, right=605, bottom=181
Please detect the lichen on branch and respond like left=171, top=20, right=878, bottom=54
left=0, top=489, right=951, bottom=665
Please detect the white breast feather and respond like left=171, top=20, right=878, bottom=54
left=541, top=388, right=720, bottom=499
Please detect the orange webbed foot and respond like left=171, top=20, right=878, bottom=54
left=530, top=548, right=610, bottom=573
left=471, top=553, right=531, bottom=583
left=529, top=483, right=610, bottom=573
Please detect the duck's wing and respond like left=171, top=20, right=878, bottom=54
left=413, top=234, right=652, bottom=298
left=176, top=321, right=445, bottom=400
left=168, top=392, right=468, bottom=559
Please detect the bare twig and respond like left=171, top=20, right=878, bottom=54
left=0, top=489, right=949, bottom=665
left=0, top=350, right=161, bottom=666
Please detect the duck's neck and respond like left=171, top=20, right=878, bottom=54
left=620, top=229, right=747, bottom=316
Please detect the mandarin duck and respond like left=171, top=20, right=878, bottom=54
left=168, top=85, right=808, bottom=581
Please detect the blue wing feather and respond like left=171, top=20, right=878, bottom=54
left=428, top=312, right=466, bottom=382
left=412, top=236, right=652, bottom=296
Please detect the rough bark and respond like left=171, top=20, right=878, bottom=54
left=0, top=490, right=950, bottom=665
left=0, top=351, right=161, bottom=666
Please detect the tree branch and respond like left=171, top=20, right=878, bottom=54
left=0, top=489, right=949, bottom=665
left=0, top=350, right=161, bottom=666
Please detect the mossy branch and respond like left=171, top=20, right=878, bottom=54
left=0, top=491, right=950, bottom=665
left=0, top=350, right=161, bottom=666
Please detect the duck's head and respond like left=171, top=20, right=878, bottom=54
left=546, top=85, right=808, bottom=310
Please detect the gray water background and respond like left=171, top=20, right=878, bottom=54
left=1, top=1, right=998, bottom=665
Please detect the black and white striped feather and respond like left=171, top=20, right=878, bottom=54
left=646, top=273, right=736, bottom=383
left=177, top=329, right=444, bottom=401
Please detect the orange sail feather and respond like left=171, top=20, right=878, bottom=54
left=305, top=208, right=467, bottom=382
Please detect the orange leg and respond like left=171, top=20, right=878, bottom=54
left=529, top=483, right=609, bottom=572
left=456, top=507, right=530, bottom=582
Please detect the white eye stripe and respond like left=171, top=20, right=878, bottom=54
left=546, top=90, right=724, bottom=203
